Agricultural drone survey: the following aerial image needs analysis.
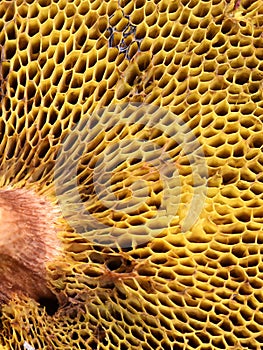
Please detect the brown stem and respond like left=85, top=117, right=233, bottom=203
left=0, top=188, right=60, bottom=303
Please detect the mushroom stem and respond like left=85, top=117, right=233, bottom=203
left=0, top=188, right=60, bottom=303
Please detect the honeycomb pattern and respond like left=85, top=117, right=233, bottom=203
left=54, top=102, right=208, bottom=249
left=0, top=0, right=263, bottom=349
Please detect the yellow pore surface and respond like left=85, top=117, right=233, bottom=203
left=0, top=0, right=263, bottom=349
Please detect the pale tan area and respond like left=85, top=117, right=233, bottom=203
left=0, top=0, right=263, bottom=349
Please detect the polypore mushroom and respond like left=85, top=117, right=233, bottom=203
left=1, top=0, right=263, bottom=348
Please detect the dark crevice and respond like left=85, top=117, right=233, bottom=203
left=38, top=294, right=60, bottom=316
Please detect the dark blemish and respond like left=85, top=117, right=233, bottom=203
left=107, top=10, right=142, bottom=60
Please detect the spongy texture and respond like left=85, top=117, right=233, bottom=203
left=0, top=0, right=263, bottom=349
